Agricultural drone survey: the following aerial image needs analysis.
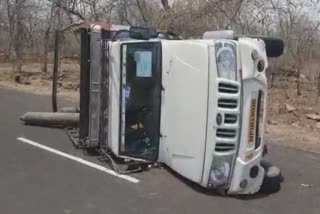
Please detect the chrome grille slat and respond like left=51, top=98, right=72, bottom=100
left=224, top=114, right=237, bottom=124
left=216, top=129, right=236, bottom=138
left=215, top=142, right=236, bottom=152
left=218, top=99, right=238, bottom=109
left=218, top=83, right=239, bottom=94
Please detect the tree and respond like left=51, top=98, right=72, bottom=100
left=4, top=0, right=27, bottom=81
left=42, top=1, right=56, bottom=74
left=269, top=0, right=320, bottom=96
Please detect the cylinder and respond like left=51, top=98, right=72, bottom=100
left=20, top=112, right=79, bottom=128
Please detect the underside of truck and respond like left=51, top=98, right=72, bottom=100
left=75, top=27, right=162, bottom=168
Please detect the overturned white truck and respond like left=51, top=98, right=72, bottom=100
left=74, top=25, right=284, bottom=195
left=22, top=25, right=284, bottom=195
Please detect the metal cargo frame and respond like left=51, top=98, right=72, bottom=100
left=79, top=27, right=112, bottom=150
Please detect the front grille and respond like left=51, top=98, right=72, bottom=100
left=218, top=99, right=238, bottom=109
left=216, top=129, right=236, bottom=139
left=215, top=142, right=236, bottom=152
left=218, top=83, right=238, bottom=94
left=224, top=114, right=237, bottom=124
left=215, top=80, right=240, bottom=154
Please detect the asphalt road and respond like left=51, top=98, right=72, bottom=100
left=0, top=87, right=319, bottom=214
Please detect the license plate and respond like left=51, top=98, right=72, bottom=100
left=248, top=98, right=257, bottom=145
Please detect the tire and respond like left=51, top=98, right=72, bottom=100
left=260, top=161, right=283, bottom=194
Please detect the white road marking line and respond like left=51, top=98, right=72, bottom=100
left=17, top=137, right=140, bottom=184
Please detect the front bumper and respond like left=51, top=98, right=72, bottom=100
left=227, top=152, right=265, bottom=194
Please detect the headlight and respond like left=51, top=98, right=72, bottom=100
left=215, top=42, right=237, bottom=81
left=208, top=155, right=233, bottom=189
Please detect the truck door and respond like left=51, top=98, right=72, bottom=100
left=119, top=42, right=162, bottom=161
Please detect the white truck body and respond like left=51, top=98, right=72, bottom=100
left=106, top=38, right=268, bottom=194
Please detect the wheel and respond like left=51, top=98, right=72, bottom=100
left=260, top=161, right=283, bottom=194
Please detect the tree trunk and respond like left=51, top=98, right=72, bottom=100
left=160, top=0, right=174, bottom=31
left=13, top=0, right=24, bottom=82
left=52, top=30, right=60, bottom=113
left=297, top=65, right=302, bottom=96
left=136, top=0, right=148, bottom=24
left=42, top=46, right=48, bottom=74
left=42, top=29, right=50, bottom=74
left=14, top=26, right=23, bottom=82
left=297, top=67, right=301, bottom=96
left=270, top=71, right=274, bottom=89
left=317, top=71, right=320, bottom=98
left=42, top=0, right=55, bottom=74
left=161, top=0, right=170, bottom=12
left=5, top=0, right=15, bottom=61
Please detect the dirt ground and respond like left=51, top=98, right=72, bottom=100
left=267, top=64, right=320, bottom=154
left=0, top=61, right=319, bottom=155
left=0, top=62, right=79, bottom=102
